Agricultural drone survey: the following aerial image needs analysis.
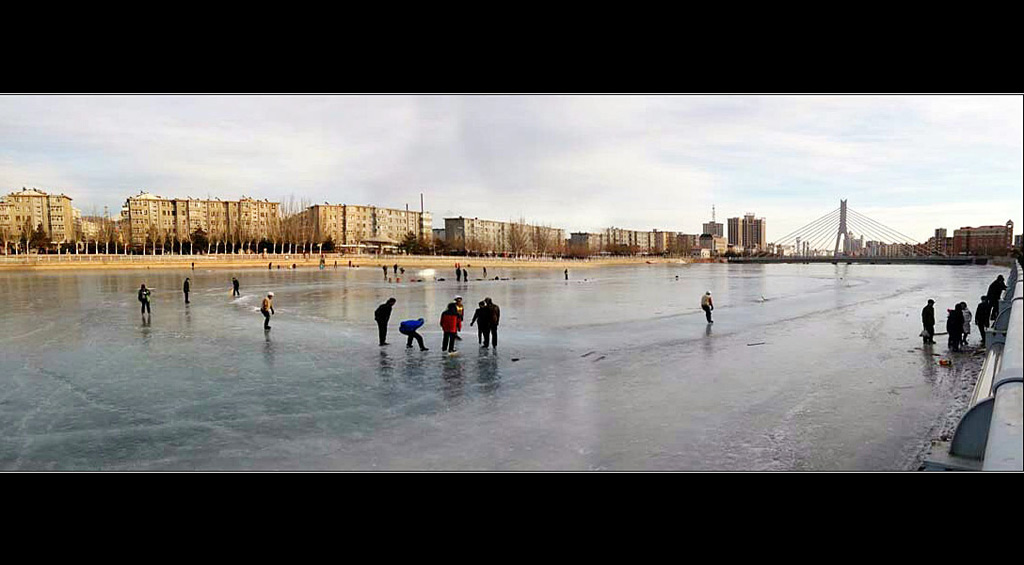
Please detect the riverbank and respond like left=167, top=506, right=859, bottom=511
left=0, top=254, right=701, bottom=272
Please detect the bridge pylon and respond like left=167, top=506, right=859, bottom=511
left=833, top=199, right=849, bottom=260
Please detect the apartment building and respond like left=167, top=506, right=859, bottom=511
left=445, top=217, right=564, bottom=254
left=122, top=192, right=280, bottom=247
left=0, top=188, right=76, bottom=243
left=727, top=213, right=768, bottom=253
left=306, top=204, right=432, bottom=249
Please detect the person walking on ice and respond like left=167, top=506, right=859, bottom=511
left=399, top=318, right=429, bottom=351
left=183, top=277, right=191, bottom=304
left=701, top=291, right=714, bottom=324
left=261, top=292, right=275, bottom=330
left=232, top=277, right=240, bottom=297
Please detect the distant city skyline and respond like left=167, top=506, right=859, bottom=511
left=2, top=94, right=1021, bottom=241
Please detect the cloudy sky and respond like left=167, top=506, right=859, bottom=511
left=1, top=95, right=1020, bottom=242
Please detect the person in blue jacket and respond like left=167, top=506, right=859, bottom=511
left=399, top=318, right=429, bottom=351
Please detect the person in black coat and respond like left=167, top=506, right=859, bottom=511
left=975, top=296, right=992, bottom=348
left=375, top=298, right=396, bottom=346
left=921, top=299, right=936, bottom=344
left=183, top=278, right=191, bottom=304
left=986, top=275, right=1007, bottom=323
left=946, top=305, right=965, bottom=352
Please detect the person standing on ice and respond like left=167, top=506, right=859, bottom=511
left=470, top=300, right=489, bottom=345
left=975, top=297, right=992, bottom=348
left=375, top=298, right=396, bottom=346
left=261, top=292, right=275, bottom=330
left=921, top=299, right=936, bottom=345
left=138, top=284, right=152, bottom=316
left=183, top=277, right=191, bottom=304
left=987, top=275, right=1007, bottom=323
left=946, top=305, right=964, bottom=352
left=440, top=303, right=460, bottom=353
left=232, top=277, right=240, bottom=297
left=960, top=302, right=972, bottom=347
left=701, top=292, right=714, bottom=324
left=483, top=297, right=500, bottom=348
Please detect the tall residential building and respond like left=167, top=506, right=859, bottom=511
left=676, top=234, right=698, bottom=254
left=0, top=188, right=76, bottom=243
left=728, top=213, right=767, bottom=253
left=651, top=230, right=677, bottom=254
left=953, top=222, right=1015, bottom=256
left=122, top=192, right=280, bottom=247
left=305, top=204, right=432, bottom=249
left=928, top=228, right=953, bottom=256
left=703, top=221, right=724, bottom=238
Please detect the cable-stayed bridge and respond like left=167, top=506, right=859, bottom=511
left=729, top=200, right=985, bottom=265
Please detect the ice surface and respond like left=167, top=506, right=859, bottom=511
left=0, top=262, right=1005, bottom=470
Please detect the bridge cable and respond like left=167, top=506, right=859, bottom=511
left=801, top=215, right=845, bottom=254
left=847, top=209, right=921, bottom=244
left=773, top=208, right=840, bottom=245
left=778, top=209, right=841, bottom=250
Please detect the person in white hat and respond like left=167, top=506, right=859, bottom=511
left=701, top=291, right=714, bottom=324
left=452, top=296, right=465, bottom=340
left=261, top=292, right=275, bottom=330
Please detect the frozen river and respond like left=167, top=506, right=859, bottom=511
left=0, top=262, right=1006, bottom=470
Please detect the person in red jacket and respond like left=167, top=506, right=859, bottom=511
left=440, top=302, right=460, bottom=353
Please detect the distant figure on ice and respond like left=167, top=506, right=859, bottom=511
left=440, top=303, right=460, bottom=353
left=462, top=268, right=468, bottom=282
left=453, top=296, right=465, bottom=340
left=232, top=277, right=240, bottom=297
left=987, top=275, right=1007, bottom=323
left=138, top=284, right=152, bottom=315
left=565, top=269, right=569, bottom=281
left=191, top=262, right=195, bottom=270
left=456, top=268, right=462, bottom=282
left=960, top=302, right=972, bottom=347
left=470, top=300, right=488, bottom=345
left=183, top=277, right=191, bottom=304
left=483, top=267, right=487, bottom=278
left=375, top=298, right=396, bottom=346
left=399, top=318, right=429, bottom=351
left=976, top=296, right=992, bottom=348
left=268, top=262, right=272, bottom=270
left=946, top=305, right=965, bottom=352
left=261, top=292, right=275, bottom=330
left=400, top=268, right=405, bottom=275
left=382, top=265, right=388, bottom=279
left=393, top=264, right=399, bottom=275
left=701, top=292, right=714, bottom=324
left=921, top=299, right=936, bottom=345
left=483, top=297, right=500, bottom=348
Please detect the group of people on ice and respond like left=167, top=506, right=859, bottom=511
left=922, top=274, right=1008, bottom=352
left=375, top=295, right=501, bottom=353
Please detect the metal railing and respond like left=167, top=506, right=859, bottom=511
left=930, top=261, right=1022, bottom=471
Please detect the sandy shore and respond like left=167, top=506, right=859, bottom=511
left=0, top=254, right=701, bottom=272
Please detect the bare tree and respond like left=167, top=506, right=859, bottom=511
left=507, top=218, right=531, bottom=258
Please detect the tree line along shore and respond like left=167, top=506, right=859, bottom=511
left=0, top=254, right=706, bottom=272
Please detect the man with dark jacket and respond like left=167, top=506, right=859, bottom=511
left=232, top=277, right=240, bottom=297
left=183, top=278, right=191, bottom=304
left=138, top=284, right=152, bottom=315
left=483, top=297, right=500, bottom=348
left=922, top=299, right=936, bottom=344
left=375, top=298, right=396, bottom=346
left=470, top=301, right=489, bottom=345
left=946, top=305, right=964, bottom=352
left=987, top=275, right=1007, bottom=323
left=975, top=296, right=992, bottom=348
